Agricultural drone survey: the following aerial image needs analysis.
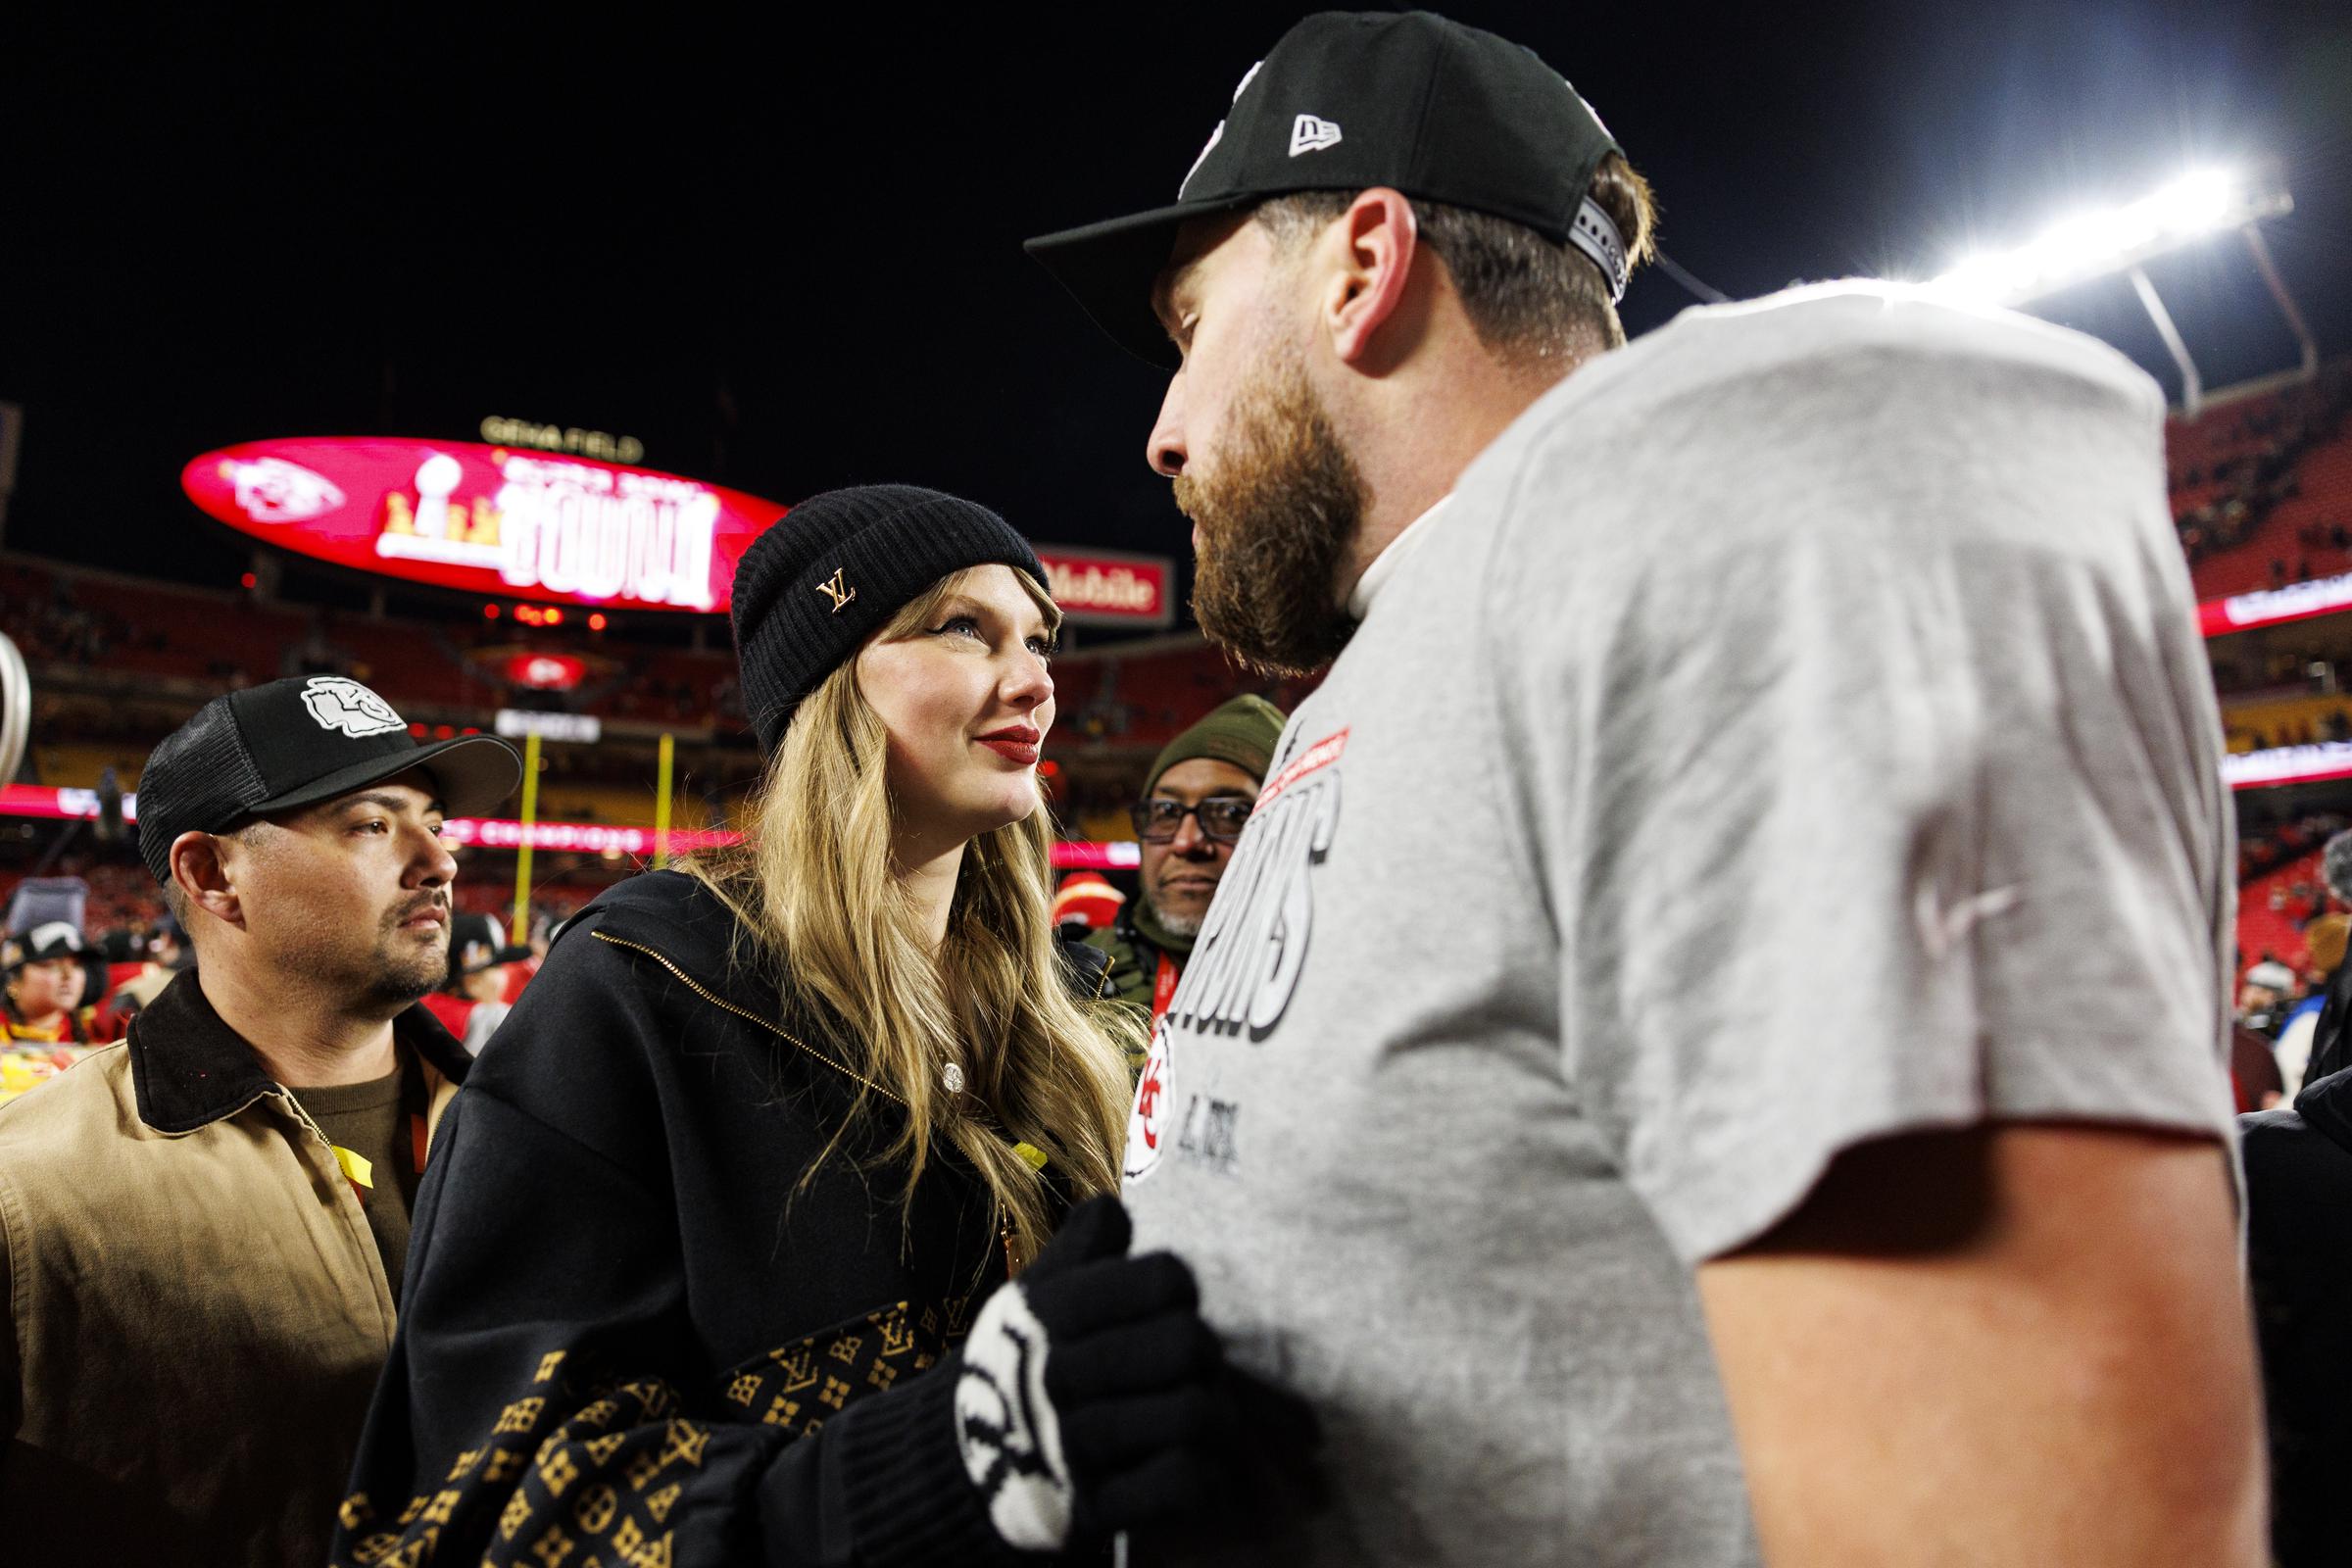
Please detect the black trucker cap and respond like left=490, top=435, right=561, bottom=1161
left=135, top=675, right=522, bottom=884
left=1025, top=10, right=1626, bottom=368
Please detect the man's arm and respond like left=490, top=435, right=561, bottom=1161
left=1695, top=1121, right=2265, bottom=1566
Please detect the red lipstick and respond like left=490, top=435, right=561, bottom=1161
left=976, top=724, right=1043, bottom=765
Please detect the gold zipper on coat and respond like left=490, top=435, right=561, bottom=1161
left=590, top=930, right=906, bottom=1109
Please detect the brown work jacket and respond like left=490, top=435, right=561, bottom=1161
left=0, top=969, right=466, bottom=1567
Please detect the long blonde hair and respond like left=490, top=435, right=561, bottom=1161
left=687, top=568, right=1137, bottom=1269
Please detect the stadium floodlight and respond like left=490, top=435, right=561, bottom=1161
left=1931, top=166, right=2287, bottom=307
left=1926, top=165, right=2311, bottom=416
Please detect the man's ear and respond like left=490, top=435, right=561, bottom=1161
left=1318, top=187, right=1423, bottom=368
left=171, top=831, right=243, bottom=931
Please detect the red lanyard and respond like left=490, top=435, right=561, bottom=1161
left=1151, top=953, right=1180, bottom=1026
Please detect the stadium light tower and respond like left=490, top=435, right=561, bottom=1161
left=1928, top=166, right=2313, bottom=416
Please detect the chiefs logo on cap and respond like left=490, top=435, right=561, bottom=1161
left=300, top=676, right=407, bottom=739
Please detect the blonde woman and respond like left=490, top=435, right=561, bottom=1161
left=335, top=488, right=1264, bottom=1567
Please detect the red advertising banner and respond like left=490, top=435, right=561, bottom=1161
left=1034, top=547, right=1174, bottom=627
left=2199, top=569, right=2352, bottom=639
left=182, top=437, right=791, bottom=613
left=0, top=785, right=1136, bottom=863
left=2219, top=744, right=2352, bottom=793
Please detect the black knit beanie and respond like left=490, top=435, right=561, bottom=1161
left=731, top=485, right=1049, bottom=753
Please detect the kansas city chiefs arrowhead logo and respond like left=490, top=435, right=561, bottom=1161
left=301, top=676, right=407, bottom=739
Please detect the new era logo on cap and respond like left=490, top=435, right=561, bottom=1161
left=1288, top=115, right=1342, bottom=157
left=1027, top=12, right=1634, bottom=368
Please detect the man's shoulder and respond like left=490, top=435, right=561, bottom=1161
left=1494, top=280, right=2159, bottom=479
left=0, top=1044, right=139, bottom=1164
left=1445, top=280, right=2171, bottom=606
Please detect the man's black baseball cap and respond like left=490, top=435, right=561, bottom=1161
left=135, top=675, right=522, bottom=884
left=1024, top=10, right=1626, bottom=368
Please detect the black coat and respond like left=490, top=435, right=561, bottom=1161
left=331, top=870, right=1111, bottom=1568
left=2302, top=956, right=2352, bottom=1084
left=2241, top=1063, right=2352, bottom=1567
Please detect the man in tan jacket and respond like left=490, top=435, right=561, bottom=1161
left=0, top=675, right=516, bottom=1565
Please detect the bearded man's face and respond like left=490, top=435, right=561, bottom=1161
left=1173, top=342, right=1369, bottom=676
left=1148, top=216, right=1371, bottom=677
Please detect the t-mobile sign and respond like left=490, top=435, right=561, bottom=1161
left=1034, top=547, right=1174, bottom=628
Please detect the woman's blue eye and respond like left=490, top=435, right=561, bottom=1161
left=931, top=615, right=985, bottom=640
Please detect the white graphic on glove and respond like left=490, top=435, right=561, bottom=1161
left=300, top=676, right=407, bottom=739
left=956, top=1286, right=1072, bottom=1550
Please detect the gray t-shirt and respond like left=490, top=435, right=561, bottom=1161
left=1120, top=282, right=2237, bottom=1566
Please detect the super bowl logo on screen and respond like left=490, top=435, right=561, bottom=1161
left=181, top=437, right=791, bottom=615
left=378, top=450, right=720, bottom=609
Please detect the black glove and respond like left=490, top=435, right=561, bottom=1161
left=954, top=1195, right=1243, bottom=1550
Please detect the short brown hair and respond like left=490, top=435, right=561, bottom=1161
left=1253, top=151, right=1658, bottom=367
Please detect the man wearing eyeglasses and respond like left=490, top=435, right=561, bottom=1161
left=1090, top=694, right=1285, bottom=1061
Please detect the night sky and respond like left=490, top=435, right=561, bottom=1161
left=7, top=1, right=2347, bottom=630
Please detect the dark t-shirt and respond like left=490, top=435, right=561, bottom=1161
left=292, top=1051, right=424, bottom=1288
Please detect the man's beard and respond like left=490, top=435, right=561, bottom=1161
left=1149, top=905, right=1203, bottom=940
left=1173, top=347, right=1369, bottom=677
left=363, top=900, right=451, bottom=1008
left=361, top=941, right=445, bottom=1010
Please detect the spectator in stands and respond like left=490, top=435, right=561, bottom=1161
left=2241, top=958, right=2298, bottom=1040
left=0, top=922, right=107, bottom=1044
left=2234, top=1021, right=2288, bottom=1114
left=1053, top=869, right=1128, bottom=940
left=1089, top=694, right=1285, bottom=1064
left=335, top=486, right=1273, bottom=1567
left=1029, top=10, right=2263, bottom=1562
left=101, top=908, right=191, bottom=1029
left=2278, top=913, right=2347, bottom=1099
left=429, top=910, right=529, bottom=1057
left=0, top=676, right=519, bottom=1566
left=2300, top=830, right=2352, bottom=1088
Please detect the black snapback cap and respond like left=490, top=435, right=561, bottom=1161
left=135, top=675, right=522, bottom=884
left=1025, top=9, right=1626, bottom=368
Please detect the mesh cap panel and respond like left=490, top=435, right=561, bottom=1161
left=135, top=699, right=270, bottom=884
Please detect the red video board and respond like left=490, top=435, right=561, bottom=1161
left=2198, top=569, right=2352, bottom=639
left=182, top=437, right=791, bottom=613
left=505, top=653, right=588, bottom=690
